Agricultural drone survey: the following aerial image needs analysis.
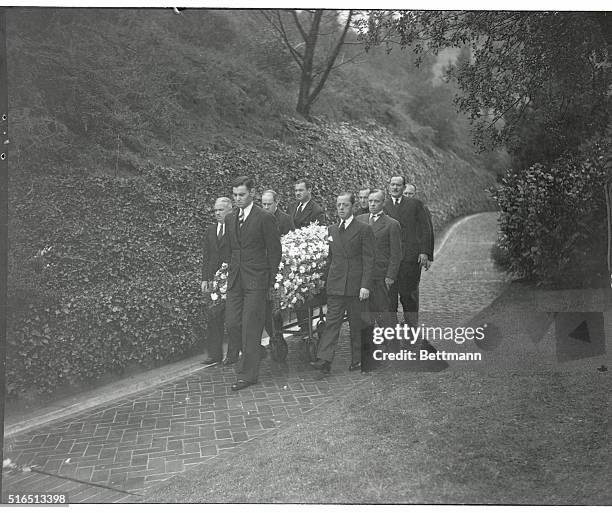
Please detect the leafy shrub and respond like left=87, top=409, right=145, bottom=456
left=491, top=137, right=609, bottom=287
left=490, top=239, right=512, bottom=272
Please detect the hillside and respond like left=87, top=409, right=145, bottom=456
left=8, top=8, right=507, bottom=175
left=7, top=8, right=500, bottom=399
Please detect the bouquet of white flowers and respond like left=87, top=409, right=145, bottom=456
left=206, top=262, right=229, bottom=312
left=273, top=223, right=329, bottom=311
left=204, top=223, right=329, bottom=312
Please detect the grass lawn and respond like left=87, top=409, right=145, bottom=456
left=146, top=282, right=611, bottom=504
left=146, top=367, right=610, bottom=504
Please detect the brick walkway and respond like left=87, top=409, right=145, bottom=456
left=2, top=212, right=508, bottom=504
left=420, top=212, right=508, bottom=323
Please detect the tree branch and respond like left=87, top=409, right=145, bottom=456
left=308, top=10, right=354, bottom=104
left=291, top=10, right=308, bottom=41
left=273, top=11, right=305, bottom=67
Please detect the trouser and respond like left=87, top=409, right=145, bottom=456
left=388, top=258, right=421, bottom=327
left=361, top=278, right=397, bottom=370
left=368, top=278, right=398, bottom=328
left=316, top=294, right=368, bottom=366
left=225, top=283, right=267, bottom=383
left=205, top=307, right=225, bottom=361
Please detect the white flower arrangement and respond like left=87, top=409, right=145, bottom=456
left=276, top=222, right=329, bottom=310
left=204, top=223, right=329, bottom=312
left=206, top=262, right=229, bottom=310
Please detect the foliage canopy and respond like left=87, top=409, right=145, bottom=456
left=359, top=11, right=611, bottom=168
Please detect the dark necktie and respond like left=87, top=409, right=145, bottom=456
left=217, top=224, right=223, bottom=239
left=369, top=215, right=378, bottom=225
left=339, top=220, right=346, bottom=232
left=239, top=209, right=245, bottom=229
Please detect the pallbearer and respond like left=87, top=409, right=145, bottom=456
left=200, top=197, right=240, bottom=365
left=224, top=177, right=282, bottom=391
left=311, top=192, right=375, bottom=374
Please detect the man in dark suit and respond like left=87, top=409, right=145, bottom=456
left=356, top=189, right=402, bottom=369
left=353, top=187, right=371, bottom=216
left=291, top=178, right=327, bottom=229
left=384, top=175, right=432, bottom=327
left=261, top=189, right=293, bottom=351
left=311, top=192, right=375, bottom=374
left=290, top=178, right=327, bottom=338
left=261, top=189, right=294, bottom=236
left=404, top=183, right=434, bottom=268
left=201, top=197, right=240, bottom=365
left=356, top=189, right=402, bottom=326
left=225, top=176, right=282, bottom=391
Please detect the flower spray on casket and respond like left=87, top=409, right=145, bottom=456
left=272, top=222, right=329, bottom=312
left=204, top=223, right=329, bottom=313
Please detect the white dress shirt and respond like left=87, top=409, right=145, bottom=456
left=340, top=215, right=354, bottom=229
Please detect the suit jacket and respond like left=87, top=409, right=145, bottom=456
left=356, top=213, right=402, bottom=281
left=275, top=208, right=295, bottom=236
left=201, top=223, right=230, bottom=281
left=291, top=200, right=327, bottom=229
left=225, top=205, right=282, bottom=291
left=383, top=196, right=432, bottom=261
left=424, top=206, right=434, bottom=261
left=324, top=219, right=375, bottom=297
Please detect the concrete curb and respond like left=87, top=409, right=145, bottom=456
left=5, top=355, right=213, bottom=438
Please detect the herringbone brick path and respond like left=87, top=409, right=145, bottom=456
left=2, top=212, right=507, bottom=504
left=2, top=332, right=365, bottom=503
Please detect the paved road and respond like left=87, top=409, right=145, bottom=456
left=1, top=212, right=508, bottom=504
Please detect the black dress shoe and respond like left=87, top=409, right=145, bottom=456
left=200, top=357, right=221, bottom=366
left=223, top=355, right=239, bottom=366
left=231, top=380, right=256, bottom=391
left=310, top=359, right=331, bottom=372
left=348, top=361, right=361, bottom=372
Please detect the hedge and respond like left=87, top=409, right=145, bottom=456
left=7, top=119, right=496, bottom=398
left=491, top=136, right=610, bottom=287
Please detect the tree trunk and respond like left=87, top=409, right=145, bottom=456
left=295, top=11, right=322, bottom=120
left=296, top=74, right=313, bottom=119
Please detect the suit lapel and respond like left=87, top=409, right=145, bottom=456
left=337, top=219, right=358, bottom=254
left=208, top=224, right=216, bottom=249
left=233, top=210, right=242, bottom=245
left=296, top=201, right=312, bottom=225
left=303, top=201, right=313, bottom=221
left=241, top=205, right=255, bottom=233
left=385, top=198, right=401, bottom=220
left=332, top=223, right=347, bottom=256
left=372, top=214, right=385, bottom=234
left=294, top=203, right=304, bottom=224
left=214, top=225, right=220, bottom=249
left=218, top=225, right=228, bottom=249
left=344, top=219, right=360, bottom=242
